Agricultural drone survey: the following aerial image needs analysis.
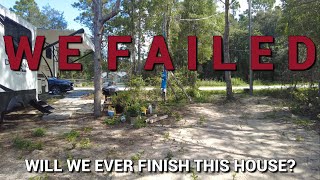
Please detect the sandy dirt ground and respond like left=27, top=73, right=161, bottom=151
left=0, top=92, right=319, bottom=180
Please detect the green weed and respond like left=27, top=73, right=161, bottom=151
left=104, top=117, right=120, bottom=126
left=32, top=128, right=46, bottom=137
left=79, top=138, right=91, bottom=149
left=64, top=130, right=80, bottom=142
left=13, top=137, right=43, bottom=151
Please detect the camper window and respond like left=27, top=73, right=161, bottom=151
left=4, top=17, right=32, bottom=53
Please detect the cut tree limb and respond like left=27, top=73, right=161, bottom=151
left=149, top=115, right=168, bottom=124
left=145, top=114, right=158, bottom=123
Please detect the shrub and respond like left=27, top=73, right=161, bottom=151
left=127, top=103, right=141, bottom=117
left=290, top=89, right=320, bottom=118
left=32, top=128, right=46, bottom=137
left=112, top=91, right=133, bottom=109
left=133, top=116, right=146, bottom=128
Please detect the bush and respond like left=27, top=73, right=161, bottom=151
left=112, top=91, right=133, bottom=109
left=290, top=89, right=320, bottom=118
left=133, top=116, right=146, bottom=128
left=145, top=77, right=161, bottom=86
left=127, top=103, right=141, bottom=117
left=127, top=76, right=145, bottom=90
left=32, top=128, right=46, bottom=137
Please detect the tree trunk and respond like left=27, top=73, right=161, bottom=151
left=93, top=0, right=103, bottom=117
left=130, top=0, right=136, bottom=74
left=224, top=0, right=233, bottom=100
left=137, top=11, right=142, bottom=74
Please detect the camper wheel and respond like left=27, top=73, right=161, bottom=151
left=51, top=86, right=61, bottom=95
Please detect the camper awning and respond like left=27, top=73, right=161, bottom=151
left=37, top=29, right=95, bottom=52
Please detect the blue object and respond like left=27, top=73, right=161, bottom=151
left=161, top=70, right=167, bottom=89
left=107, top=110, right=115, bottom=117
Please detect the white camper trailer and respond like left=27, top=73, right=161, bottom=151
left=0, top=5, right=51, bottom=121
left=37, top=29, right=95, bottom=79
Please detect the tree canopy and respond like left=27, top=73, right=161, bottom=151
left=10, top=0, right=68, bottom=29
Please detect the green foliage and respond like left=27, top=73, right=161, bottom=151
left=13, top=137, right=43, bottom=151
left=145, top=77, right=161, bottom=86
left=32, top=128, right=46, bottom=137
left=83, top=127, right=93, bottom=134
left=131, top=151, right=144, bottom=162
left=28, top=174, right=49, bottom=180
left=254, top=88, right=320, bottom=118
left=41, top=5, right=68, bottom=29
left=79, top=138, right=91, bottom=149
left=190, top=168, right=199, bottom=180
left=163, top=132, right=170, bottom=140
left=10, top=0, right=67, bottom=29
left=127, top=76, right=145, bottom=91
left=112, top=91, right=133, bottom=109
left=104, top=117, right=120, bottom=126
left=64, top=130, right=80, bottom=142
left=198, top=115, right=207, bottom=125
left=197, top=78, right=248, bottom=87
left=127, top=103, right=141, bottom=117
left=133, top=116, right=147, bottom=129
left=289, top=89, right=320, bottom=118
left=172, top=112, right=182, bottom=121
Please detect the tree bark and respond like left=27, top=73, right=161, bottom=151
left=224, top=0, right=233, bottom=100
left=130, top=0, right=136, bottom=74
left=92, top=0, right=121, bottom=117
left=137, top=10, right=142, bottom=74
left=93, top=0, right=103, bottom=117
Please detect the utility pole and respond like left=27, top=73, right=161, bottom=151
left=249, top=0, right=253, bottom=95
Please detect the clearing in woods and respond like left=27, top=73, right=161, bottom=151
left=0, top=92, right=319, bottom=180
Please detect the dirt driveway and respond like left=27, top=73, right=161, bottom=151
left=0, top=93, right=319, bottom=180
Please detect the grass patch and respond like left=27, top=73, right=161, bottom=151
left=28, top=174, right=49, bottom=180
left=198, top=79, right=288, bottom=87
left=163, top=132, right=170, bottom=140
left=64, top=130, right=80, bottom=142
left=104, top=117, right=120, bottom=126
left=79, top=138, right=91, bottom=149
left=13, top=137, right=43, bottom=151
left=131, top=151, right=144, bottom=162
left=294, top=118, right=313, bottom=127
left=295, top=135, right=304, bottom=142
left=172, top=112, right=182, bottom=121
left=32, top=128, right=46, bottom=137
left=197, top=78, right=247, bottom=87
left=83, top=127, right=93, bottom=134
left=198, top=115, right=207, bottom=125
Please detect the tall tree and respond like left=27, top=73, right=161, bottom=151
left=73, top=0, right=121, bottom=117
left=41, top=5, right=68, bottom=30
left=92, top=0, right=121, bottom=117
left=10, top=0, right=67, bottom=29
left=221, top=0, right=236, bottom=100
left=10, top=0, right=46, bottom=28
